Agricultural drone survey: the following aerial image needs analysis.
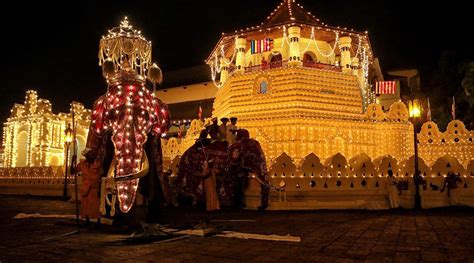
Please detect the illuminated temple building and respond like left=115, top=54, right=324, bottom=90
left=0, top=1, right=472, bottom=209
left=159, top=0, right=472, bottom=170
left=157, top=0, right=473, bottom=209
left=204, top=0, right=413, bottom=164
left=2, top=90, right=90, bottom=168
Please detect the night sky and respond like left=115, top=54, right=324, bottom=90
left=1, top=0, right=471, bottom=124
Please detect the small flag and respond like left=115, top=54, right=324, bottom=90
left=250, top=38, right=273, bottom=54
left=427, top=97, right=432, bottom=121
left=374, top=81, right=396, bottom=95
left=451, top=96, right=456, bottom=120
left=198, top=105, right=203, bottom=120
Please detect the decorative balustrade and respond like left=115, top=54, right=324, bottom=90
left=302, top=60, right=342, bottom=72
left=0, top=166, right=65, bottom=179
left=165, top=151, right=474, bottom=209
left=242, top=60, right=342, bottom=74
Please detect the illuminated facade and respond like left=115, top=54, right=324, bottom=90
left=207, top=0, right=413, bottom=164
left=418, top=120, right=473, bottom=167
left=160, top=0, right=472, bottom=180
left=2, top=90, right=90, bottom=168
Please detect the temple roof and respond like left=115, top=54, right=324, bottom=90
left=261, top=0, right=322, bottom=28
left=219, top=0, right=366, bottom=41
left=209, top=0, right=372, bottom=63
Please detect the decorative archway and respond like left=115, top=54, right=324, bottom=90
left=268, top=52, right=282, bottom=69
left=302, top=51, right=317, bottom=66
left=325, top=153, right=348, bottom=177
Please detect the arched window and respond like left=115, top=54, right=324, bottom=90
left=303, top=53, right=314, bottom=63
left=268, top=53, right=282, bottom=69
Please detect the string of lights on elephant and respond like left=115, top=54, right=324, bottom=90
left=89, top=17, right=170, bottom=213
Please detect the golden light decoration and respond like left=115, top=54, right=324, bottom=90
left=98, top=16, right=152, bottom=77
left=147, top=63, right=163, bottom=85
left=101, top=58, right=115, bottom=79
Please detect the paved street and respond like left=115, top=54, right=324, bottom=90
left=1, top=195, right=474, bottom=262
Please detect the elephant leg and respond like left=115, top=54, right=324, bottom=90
left=260, top=184, right=269, bottom=207
left=233, top=177, right=245, bottom=209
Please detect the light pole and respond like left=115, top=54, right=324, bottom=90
left=63, top=123, right=73, bottom=200
left=408, top=99, right=422, bottom=209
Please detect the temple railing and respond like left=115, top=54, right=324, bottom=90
left=243, top=60, right=342, bottom=73
left=244, top=60, right=288, bottom=73
left=302, top=61, right=342, bottom=72
left=0, top=166, right=65, bottom=179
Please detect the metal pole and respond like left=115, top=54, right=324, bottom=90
left=62, top=143, right=70, bottom=200
left=71, top=108, right=80, bottom=231
left=74, top=168, right=79, bottom=230
left=413, top=120, right=421, bottom=209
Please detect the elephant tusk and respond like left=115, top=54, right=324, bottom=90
left=115, top=153, right=150, bottom=181
left=106, top=152, right=150, bottom=182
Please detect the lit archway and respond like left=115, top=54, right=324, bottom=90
left=16, top=131, right=28, bottom=167
left=268, top=53, right=282, bottom=69
left=303, top=51, right=317, bottom=63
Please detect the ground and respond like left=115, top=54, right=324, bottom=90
left=1, top=195, right=474, bottom=262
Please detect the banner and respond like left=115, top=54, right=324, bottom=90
left=375, top=81, right=397, bottom=95
left=250, top=38, right=274, bottom=54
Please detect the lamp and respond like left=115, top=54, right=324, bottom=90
left=408, top=99, right=422, bottom=209
left=63, top=123, right=73, bottom=200
left=408, top=99, right=421, bottom=118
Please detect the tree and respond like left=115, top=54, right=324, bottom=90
left=460, top=62, right=474, bottom=107
left=424, top=50, right=474, bottom=130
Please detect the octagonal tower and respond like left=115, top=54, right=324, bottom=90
left=207, top=0, right=413, bottom=164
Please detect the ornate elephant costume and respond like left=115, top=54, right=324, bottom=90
left=176, top=140, right=232, bottom=205
left=86, top=68, right=170, bottom=213
left=176, top=129, right=269, bottom=209
left=227, top=129, right=269, bottom=208
left=85, top=17, right=170, bottom=214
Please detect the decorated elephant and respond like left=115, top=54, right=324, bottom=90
left=176, top=132, right=231, bottom=206
left=86, top=66, right=170, bottom=214
left=176, top=129, right=269, bottom=209
left=85, top=17, right=171, bottom=217
left=227, top=129, right=269, bottom=210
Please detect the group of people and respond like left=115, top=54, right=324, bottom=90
left=206, top=117, right=239, bottom=145
left=385, top=169, right=464, bottom=209
left=75, top=115, right=468, bottom=224
left=188, top=123, right=262, bottom=212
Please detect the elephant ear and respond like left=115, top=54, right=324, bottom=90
left=151, top=97, right=171, bottom=135
left=90, top=95, right=108, bottom=135
left=85, top=95, right=108, bottom=155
